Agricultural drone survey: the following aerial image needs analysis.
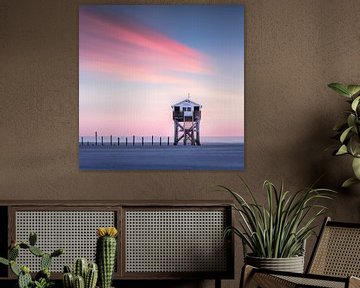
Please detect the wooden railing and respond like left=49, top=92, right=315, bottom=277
left=173, top=111, right=201, bottom=120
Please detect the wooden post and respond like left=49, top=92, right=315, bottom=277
left=174, top=120, right=178, bottom=145
left=167, top=137, right=169, bottom=146
left=191, top=130, right=195, bottom=145
left=81, top=137, right=83, bottom=146
left=152, top=135, right=154, bottom=146
left=133, top=135, right=135, bottom=146
left=126, top=137, right=128, bottom=146
left=142, top=137, right=144, bottom=146
left=101, top=136, right=103, bottom=146
left=117, top=137, right=120, bottom=146
left=160, top=137, right=162, bottom=146
left=87, top=141, right=89, bottom=146
left=110, top=135, right=112, bottom=146
left=196, top=121, right=201, bottom=145
left=95, top=131, right=98, bottom=146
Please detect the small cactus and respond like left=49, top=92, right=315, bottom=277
left=96, top=227, right=118, bottom=288
left=85, top=263, right=98, bottom=288
left=74, top=258, right=88, bottom=279
left=18, top=268, right=32, bottom=288
left=41, top=253, right=52, bottom=270
left=63, top=259, right=98, bottom=288
left=51, top=248, right=64, bottom=258
left=29, top=232, right=37, bottom=246
left=0, top=232, right=63, bottom=288
left=29, top=245, right=44, bottom=257
left=63, top=272, right=74, bottom=288
left=64, top=265, right=72, bottom=273
left=74, top=275, right=85, bottom=288
left=9, top=246, right=19, bottom=260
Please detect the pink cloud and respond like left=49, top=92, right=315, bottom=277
left=79, top=10, right=212, bottom=83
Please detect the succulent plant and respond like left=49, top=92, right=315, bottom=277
left=0, top=232, right=63, bottom=288
left=62, top=259, right=98, bottom=288
left=33, top=277, right=54, bottom=288
left=96, top=227, right=118, bottom=288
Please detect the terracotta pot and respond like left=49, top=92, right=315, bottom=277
left=245, top=254, right=304, bottom=273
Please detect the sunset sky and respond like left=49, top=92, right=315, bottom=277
left=79, top=5, right=244, bottom=139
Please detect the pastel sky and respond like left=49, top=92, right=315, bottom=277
left=79, top=5, right=244, bottom=138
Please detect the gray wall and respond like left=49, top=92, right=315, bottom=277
left=1, top=0, right=360, bottom=287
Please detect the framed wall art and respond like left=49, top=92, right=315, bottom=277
left=79, top=5, right=244, bottom=170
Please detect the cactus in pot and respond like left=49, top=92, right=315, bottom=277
left=96, top=227, right=118, bottom=288
left=62, top=259, right=98, bottom=288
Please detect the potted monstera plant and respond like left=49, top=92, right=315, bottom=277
left=328, top=83, right=360, bottom=187
left=221, top=178, right=334, bottom=273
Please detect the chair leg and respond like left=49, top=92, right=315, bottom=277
left=240, top=265, right=255, bottom=288
left=215, top=278, right=221, bottom=288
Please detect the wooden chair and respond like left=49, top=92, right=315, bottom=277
left=241, top=217, right=360, bottom=288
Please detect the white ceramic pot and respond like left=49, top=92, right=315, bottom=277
left=245, top=254, right=305, bottom=273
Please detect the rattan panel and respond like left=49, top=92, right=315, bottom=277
left=15, top=211, right=115, bottom=272
left=310, top=226, right=360, bottom=277
left=277, top=275, right=345, bottom=288
left=125, top=210, right=227, bottom=273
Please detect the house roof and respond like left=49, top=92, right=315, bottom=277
left=172, top=99, right=201, bottom=107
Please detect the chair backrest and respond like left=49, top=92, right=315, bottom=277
left=307, top=217, right=360, bottom=277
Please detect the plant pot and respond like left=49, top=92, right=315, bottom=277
left=245, top=254, right=304, bottom=273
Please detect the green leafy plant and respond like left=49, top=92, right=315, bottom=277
left=328, top=82, right=360, bottom=187
left=0, top=232, right=63, bottom=288
left=32, top=278, right=54, bottom=288
left=220, top=178, right=334, bottom=258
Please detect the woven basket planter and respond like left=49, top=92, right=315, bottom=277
left=245, top=254, right=305, bottom=273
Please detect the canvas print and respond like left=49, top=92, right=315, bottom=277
left=79, top=5, right=244, bottom=170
